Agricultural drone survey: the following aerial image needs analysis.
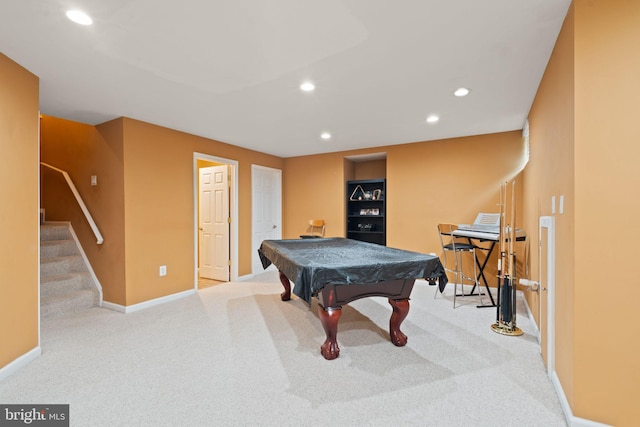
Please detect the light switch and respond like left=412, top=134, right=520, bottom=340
left=551, top=196, right=556, bottom=214
left=91, top=175, right=98, bottom=186
left=559, top=195, right=564, bottom=214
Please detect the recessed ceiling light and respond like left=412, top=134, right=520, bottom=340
left=426, top=115, right=439, bottom=124
left=300, top=82, right=315, bottom=92
left=454, top=87, right=470, bottom=97
left=66, top=10, right=93, bottom=26
left=320, top=132, right=331, bottom=140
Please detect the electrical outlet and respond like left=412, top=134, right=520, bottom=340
left=159, top=265, right=167, bottom=276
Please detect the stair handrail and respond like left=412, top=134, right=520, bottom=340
left=40, top=162, right=104, bottom=244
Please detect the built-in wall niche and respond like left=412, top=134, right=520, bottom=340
left=344, top=152, right=387, bottom=181
left=344, top=153, right=387, bottom=245
left=346, top=178, right=386, bottom=245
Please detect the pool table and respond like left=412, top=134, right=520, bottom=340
left=257, top=238, right=447, bottom=360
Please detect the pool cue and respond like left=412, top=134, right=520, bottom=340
left=506, top=180, right=516, bottom=326
left=500, top=181, right=514, bottom=327
left=492, top=180, right=523, bottom=336
left=495, top=182, right=506, bottom=324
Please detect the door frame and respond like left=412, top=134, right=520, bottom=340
left=198, top=165, right=230, bottom=282
left=193, top=153, right=238, bottom=287
left=539, top=215, right=555, bottom=374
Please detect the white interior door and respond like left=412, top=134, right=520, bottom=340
left=252, top=165, right=282, bottom=275
left=199, top=165, right=229, bottom=281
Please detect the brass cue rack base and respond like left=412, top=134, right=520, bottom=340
left=491, top=322, right=523, bottom=336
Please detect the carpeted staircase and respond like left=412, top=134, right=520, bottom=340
left=40, top=223, right=100, bottom=319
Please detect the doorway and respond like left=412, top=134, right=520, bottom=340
left=199, top=165, right=229, bottom=282
left=251, top=165, right=282, bottom=275
left=194, top=153, right=239, bottom=288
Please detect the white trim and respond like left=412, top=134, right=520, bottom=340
left=102, top=289, right=196, bottom=314
left=549, top=371, right=612, bottom=427
left=101, top=300, right=126, bottom=313
left=0, top=347, right=41, bottom=382
left=37, top=113, right=41, bottom=351
left=238, top=273, right=255, bottom=281
left=537, top=217, right=608, bottom=427
left=193, top=153, right=239, bottom=289
left=64, top=222, right=104, bottom=306
left=540, top=216, right=555, bottom=375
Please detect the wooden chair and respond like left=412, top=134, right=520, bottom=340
left=437, top=223, right=485, bottom=308
left=300, top=219, right=326, bottom=238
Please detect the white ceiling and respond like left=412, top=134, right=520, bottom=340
left=1, top=0, right=571, bottom=158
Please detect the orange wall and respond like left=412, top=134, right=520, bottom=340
left=0, top=53, right=39, bottom=368
left=284, top=148, right=402, bottom=240
left=573, top=0, right=640, bottom=424
left=354, top=159, right=386, bottom=180
left=14, top=5, right=639, bottom=421
left=385, top=132, right=526, bottom=255
left=41, top=116, right=283, bottom=306
left=525, top=1, right=640, bottom=424
left=284, top=132, right=526, bottom=261
left=120, top=118, right=283, bottom=304
left=525, top=1, right=577, bottom=409
left=40, top=117, right=127, bottom=304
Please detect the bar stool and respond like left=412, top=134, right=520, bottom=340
left=437, top=223, right=485, bottom=308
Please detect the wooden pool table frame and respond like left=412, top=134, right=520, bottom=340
left=277, top=271, right=415, bottom=360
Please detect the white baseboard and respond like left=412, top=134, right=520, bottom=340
left=549, top=371, right=612, bottom=427
left=0, top=347, right=41, bottom=382
left=101, top=300, right=126, bottom=313
left=102, top=289, right=196, bottom=314
left=519, top=290, right=610, bottom=427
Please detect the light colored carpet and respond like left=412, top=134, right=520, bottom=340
left=0, top=271, right=566, bottom=426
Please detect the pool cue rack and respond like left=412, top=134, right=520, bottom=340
left=491, top=180, right=523, bottom=336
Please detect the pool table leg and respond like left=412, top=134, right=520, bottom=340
left=388, top=298, right=410, bottom=346
left=278, top=271, right=291, bottom=301
left=318, top=306, right=341, bottom=360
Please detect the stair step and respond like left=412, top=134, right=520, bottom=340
left=41, top=272, right=93, bottom=298
left=40, top=289, right=99, bottom=319
left=39, top=223, right=100, bottom=318
left=40, top=255, right=86, bottom=277
left=40, top=240, right=78, bottom=259
left=40, top=224, right=73, bottom=241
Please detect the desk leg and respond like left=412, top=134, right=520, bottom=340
left=318, top=307, right=341, bottom=360
left=278, top=271, right=291, bottom=301
left=388, top=298, right=409, bottom=346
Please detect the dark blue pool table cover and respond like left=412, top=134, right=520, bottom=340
left=258, top=238, right=447, bottom=304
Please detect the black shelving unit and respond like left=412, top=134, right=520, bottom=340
left=346, top=179, right=386, bottom=245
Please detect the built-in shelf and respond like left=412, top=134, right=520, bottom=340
left=346, top=179, right=386, bottom=245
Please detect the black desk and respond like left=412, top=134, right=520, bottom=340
left=451, top=228, right=526, bottom=307
left=258, top=238, right=447, bottom=360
